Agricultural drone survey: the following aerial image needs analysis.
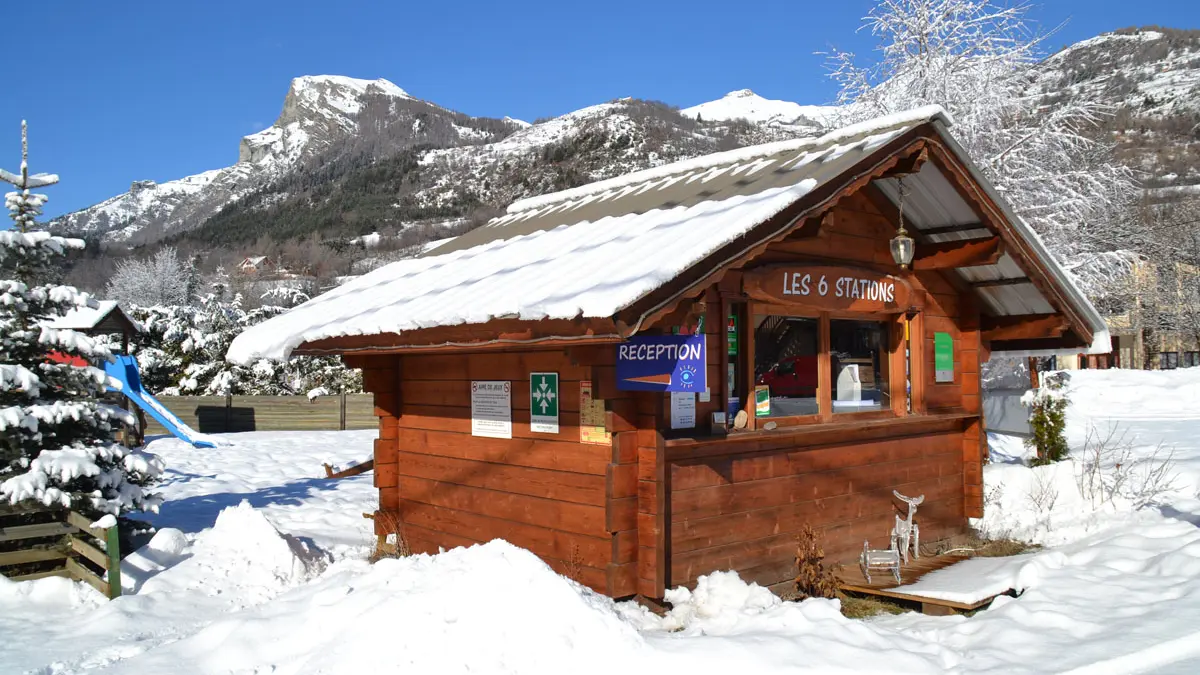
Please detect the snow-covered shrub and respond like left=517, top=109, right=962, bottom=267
left=0, top=124, right=162, bottom=516
left=1023, top=371, right=1070, bottom=465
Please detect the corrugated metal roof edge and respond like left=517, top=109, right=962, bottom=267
left=506, top=105, right=953, bottom=215
left=928, top=119, right=1110, bottom=357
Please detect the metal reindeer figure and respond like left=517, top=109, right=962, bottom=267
left=891, top=491, right=925, bottom=564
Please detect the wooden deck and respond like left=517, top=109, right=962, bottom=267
left=839, top=553, right=1001, bottom=615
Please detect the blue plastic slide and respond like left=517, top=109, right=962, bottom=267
left=104, top=355, right=216, bottom=448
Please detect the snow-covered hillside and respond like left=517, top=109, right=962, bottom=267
left=1034, top=28, right=1200, bottom=193
left=51, top=83, right=822, bottom=248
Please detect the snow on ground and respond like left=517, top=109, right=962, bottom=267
left=6, top=370, right=1200, bottom=673
left=142, top=430, right=377, bottom=552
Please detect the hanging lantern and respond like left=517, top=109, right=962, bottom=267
left=890, top=177, right=915, bottom=269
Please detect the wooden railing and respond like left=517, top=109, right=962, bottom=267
left=0, top=504, right=121, bottom=599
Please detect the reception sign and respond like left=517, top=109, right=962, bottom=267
left=617, top=335, right=707, bottom=392
left=743, top=265, right=913, bottom=312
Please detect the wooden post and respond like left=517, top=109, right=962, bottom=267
left=340, top=391, right=348, bottom=430
left=224, top=393, right=233, bottom=432
left=105, top=522, right=122, bottom=599
left=817, top=312, right=832, bottom=422
left=1027, top=356, right=1040, bottom=390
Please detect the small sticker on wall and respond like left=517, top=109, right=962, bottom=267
left=579, top=381, right=610, bottom=445
left=671, top=391, right=696, bottom=429
left=754, top=385, right=770, bottom=417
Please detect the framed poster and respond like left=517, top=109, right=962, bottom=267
left=471, top=380, right=511, bottom=439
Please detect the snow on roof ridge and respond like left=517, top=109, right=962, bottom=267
left=507, top=105, right=951, bottom=214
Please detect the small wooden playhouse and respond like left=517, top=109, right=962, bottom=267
left=229, top=106, right=1108, bottom=600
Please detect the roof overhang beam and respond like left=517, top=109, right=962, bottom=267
left=981, top=314, right=1068, bottom=342
left=911, top=236, right=1002, bottom=271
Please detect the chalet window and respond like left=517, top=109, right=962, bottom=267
left=830, top=319, right=890, bottom=414
left=753, top=316, right=819, bottom=418
left=750, top=312, right=900, bottom=424
left=1183, top=351, right=1200, bottom=368
left=1159, top=352, right=1179, bottom=370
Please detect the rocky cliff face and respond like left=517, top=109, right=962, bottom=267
left=53, top=75, right=520, bottom=245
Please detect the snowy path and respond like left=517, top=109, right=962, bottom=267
left=4, top=371, right=1200, bottom=673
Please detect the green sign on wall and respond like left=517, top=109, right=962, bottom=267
left=530, top=372, right=559, bottom=433
left=727, top=313, right=738, bottom=356
left=934, top=332, right=954, bottom=383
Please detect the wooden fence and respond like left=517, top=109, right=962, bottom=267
left=0, top=504, right=121, bottom=598
left=142, top=392, right=377, bottom=435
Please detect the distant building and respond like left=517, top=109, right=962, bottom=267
left=238, top=256, right=275, bottom=275
left=1086, top=259, right=1200, bottom=371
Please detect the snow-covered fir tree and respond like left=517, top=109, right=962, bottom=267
left=0, top=122, right=163, bottom=516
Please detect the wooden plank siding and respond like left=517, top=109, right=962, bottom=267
left=668, top=428, right=967, bottom=588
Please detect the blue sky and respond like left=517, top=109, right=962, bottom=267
left=3, top=0, right=1197, bottom=219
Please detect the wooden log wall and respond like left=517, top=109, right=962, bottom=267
left=666, top=418, right=968, bottom=590
left=362, top=349, right=637, bottom=597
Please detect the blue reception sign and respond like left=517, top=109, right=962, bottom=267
left=616, top=335, right=707, bottom=392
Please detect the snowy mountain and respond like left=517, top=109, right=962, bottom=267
left=56, top=27, right=1200, bottom=252
left=54, top=81, right=822, bottom=250
left=1033, top=28, right=1200, bottom=195
left=680, top=89, right=841, bottom=132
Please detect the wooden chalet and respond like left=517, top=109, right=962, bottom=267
left=228, top=106, right=1109, bottom=600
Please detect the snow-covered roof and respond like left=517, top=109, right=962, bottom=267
left=48, top=300, right=142, bottom=334
left=227, top=104, right=1106, bottom=364
left=228, top=107, right=948, bottom=364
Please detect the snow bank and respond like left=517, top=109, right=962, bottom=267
left=0, top=571, right=103, bottom=610
left=978, top=368, right=1200, bottom=545
left=138, top=501, right=327, bottom=606
left=142, top=430, right=377, bottom=551
left=107, top=540, right=650, bottom=674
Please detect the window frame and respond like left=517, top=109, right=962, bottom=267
left=741, top=302, right=911, bottom=430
